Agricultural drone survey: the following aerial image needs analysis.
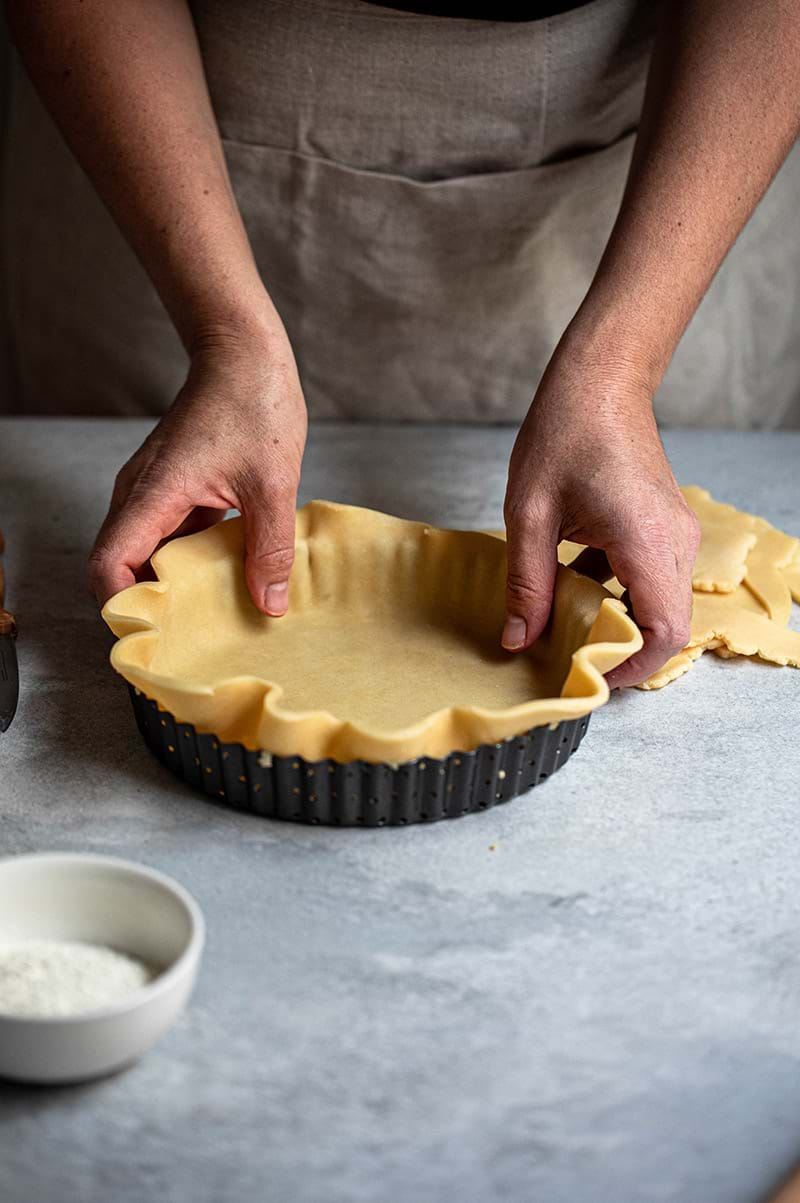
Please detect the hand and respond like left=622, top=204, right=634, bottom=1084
left=502, top=342, right=700, bottom=688
left=88, top=330, right=308, bottom=616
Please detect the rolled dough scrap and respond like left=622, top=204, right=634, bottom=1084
left=782, top=546, right=800, bottom=606
left=687, top=590, right=800, bottom=666
left=636, top=489, right=800, bottom=688
left=707, top=585, right=764, bottom=659
left=103, top=502, right=641, bottom=763
left=743, top=516, right=798, bottom=626
left=637, top=641, right=722, bottom=691
left=639, top=575, right=800, bottom=688
left=682, top=485, right=758, bottom=593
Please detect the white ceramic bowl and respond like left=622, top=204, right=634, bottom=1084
left=0, top=853, right=205, bottom=1084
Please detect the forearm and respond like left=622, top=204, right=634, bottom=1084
left=566, top=0, right=800, bottom=386
left=5, top=0, right=278, bottom=353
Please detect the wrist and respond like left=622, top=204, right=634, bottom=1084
left=560, top=286, right=675, bottom=398
left=178, top=299, right=307, bottom=428
left=187, top=294, right=288, bottom=359
left=542, top=318, right=658, bottom=430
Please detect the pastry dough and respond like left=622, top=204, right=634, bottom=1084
left=743, top=517, right=798, bottom=626
left=103, top=501, right=642, bottom=763
left=488, top=487, right=800, bottom=691
left=641, top=490, right=800, bottom=688
left=682, top=485, right=758, bottom=593
left=687, top=589, right=800, bottom=666
left=783, top=546, right=800, bottom=606
left=636, top=640, right=722, bottom=691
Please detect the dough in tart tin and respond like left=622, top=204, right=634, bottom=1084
left=103, top=501, right=642, bottom=763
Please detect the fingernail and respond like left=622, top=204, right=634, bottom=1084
left=502, top=615, right=527, bottom=651
left=264, top=582, right=289, bottom=615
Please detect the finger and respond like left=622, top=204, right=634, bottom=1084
left=88, top=490, right=192, bottom=606
left=502, top=507, right=559, bottom=651
left=568, top=546, right=614, bottom=585
left=678, top=507, right=702, bottom=583
left=604, top=543, right=693, bottom=689
left=171, top=506, right=228, bottom=540
left=142, top=508, right=228, bottom=567
left=240, top=483, right=298, bottom=617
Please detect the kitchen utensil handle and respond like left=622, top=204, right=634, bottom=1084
left=0, top=529, right=15, bottom=636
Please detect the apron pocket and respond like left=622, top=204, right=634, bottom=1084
left=224, top=134, right=637, bottom=421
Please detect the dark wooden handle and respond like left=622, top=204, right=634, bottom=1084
left=0, top=529, right=14, bottom=634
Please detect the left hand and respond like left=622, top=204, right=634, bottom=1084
left=88, top=329, right=308, bottom=614
left=502, top=340, right=700, bottom=689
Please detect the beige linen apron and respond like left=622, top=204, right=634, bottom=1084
left=2, top=0, right=799, bottom=425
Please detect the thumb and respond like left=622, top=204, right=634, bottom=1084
left=502, top=509, right=559, bottom=651
left=240, top=483, right=298, bottom=617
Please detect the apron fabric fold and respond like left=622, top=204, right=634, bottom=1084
left=2, top=0, right=798, bottom=425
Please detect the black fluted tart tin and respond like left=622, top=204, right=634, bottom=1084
left=128, top=686, right=591, bottom=826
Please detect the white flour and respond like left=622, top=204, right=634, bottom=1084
left=0, top=940, right=154, bottom=1018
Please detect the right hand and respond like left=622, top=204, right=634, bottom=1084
left=502, top=339, right=701, bottom=688
left=88, top=330, right=308, bottom=616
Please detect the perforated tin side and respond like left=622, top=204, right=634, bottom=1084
left=129, top=687, right=591, bottom=827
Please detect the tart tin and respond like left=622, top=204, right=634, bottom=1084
left=128, top=687, right=591, bottom=827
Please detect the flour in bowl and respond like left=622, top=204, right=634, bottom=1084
left=0, top=940, right=154, bottom=1017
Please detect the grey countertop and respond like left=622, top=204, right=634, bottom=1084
left=1, top=419, right=800, bottom=1203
